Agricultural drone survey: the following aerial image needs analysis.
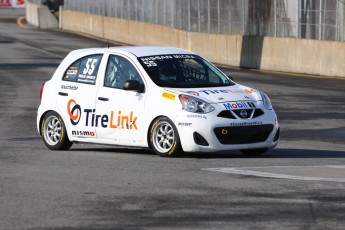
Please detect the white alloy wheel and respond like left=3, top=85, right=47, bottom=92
left=150, top=117, right=181, bottom=157
left=44, top=115, right=62, bottom=146
left=41, top=111, right=72, bottom=150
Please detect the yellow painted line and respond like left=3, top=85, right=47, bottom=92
left=17, top=16, right=28, bottom=29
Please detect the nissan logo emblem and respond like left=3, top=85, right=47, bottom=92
left=240, top=110, right=248, bottom=118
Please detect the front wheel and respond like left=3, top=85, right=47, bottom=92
left=149, top=117, right=182, bottom=157
left=41, top=111, right=73, bottom=150
left=240, top=148, right=268, bottom=157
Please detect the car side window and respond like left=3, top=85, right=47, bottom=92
left=63, top=54, right=103, bottom=85
left=104, top=55, right=143, bottom=89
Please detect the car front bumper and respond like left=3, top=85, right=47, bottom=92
left=175, top=110, right=279, bottom=153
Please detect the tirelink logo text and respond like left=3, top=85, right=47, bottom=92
left=67, top=99, right=138, bottom=130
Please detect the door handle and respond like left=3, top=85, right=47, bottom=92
left=58, top=92, right=68, bottom=96
left=98, top=97, right=109, bottom=101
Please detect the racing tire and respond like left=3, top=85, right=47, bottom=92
left=149, top=117, right=182, bottom=157
left=41, top=111, right=73, bottom=150
left=240, top=148, right=268, bottom=157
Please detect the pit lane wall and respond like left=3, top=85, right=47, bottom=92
left=61, top=10, right=345, bottom=78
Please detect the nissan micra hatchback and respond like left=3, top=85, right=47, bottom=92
left=37, top=46, right=279, bottom=157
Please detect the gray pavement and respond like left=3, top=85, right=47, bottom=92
left=1, top=8, right=345, bottom=230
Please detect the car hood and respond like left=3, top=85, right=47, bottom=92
left=165, top=84, right=262, bottom=103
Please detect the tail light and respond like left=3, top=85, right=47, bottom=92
left=40, top=83, right=45, bottom=99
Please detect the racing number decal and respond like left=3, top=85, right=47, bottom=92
left=83, top=58, right=98, bottom=75
left=143, top=61, right=157, bottom=67
left=76, top=55, right=102, bottom=85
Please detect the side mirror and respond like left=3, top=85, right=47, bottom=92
left=123, top=80, right=144, bottom=93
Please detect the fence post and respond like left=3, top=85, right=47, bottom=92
left=188, top=0, right=191, bottom=31
left=59, top=5, right=62, bottom=29
left=319, top=0, right=322, bottom=40
left=335, top=0, right=339, bottom=41
left=274, top=0, right=277, bottom=37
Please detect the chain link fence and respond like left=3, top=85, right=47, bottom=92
left=62, top=0, right=345, bottom=41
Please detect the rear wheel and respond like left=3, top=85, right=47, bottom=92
left=41, top=111, right=72, bottom=150
left=240, top=148, right=268, bottom=157
left=149, top=117, right=181, bottom=157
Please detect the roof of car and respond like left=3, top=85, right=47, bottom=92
left=69, top=46, right=194, bottom=58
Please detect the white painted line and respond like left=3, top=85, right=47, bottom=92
left=203, top=166, right=345, bottom=183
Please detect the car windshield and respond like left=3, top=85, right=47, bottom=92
left=138, top=54, right=235, bottom=88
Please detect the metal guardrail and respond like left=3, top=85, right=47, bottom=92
left=60, top=0, right=345, bottom=41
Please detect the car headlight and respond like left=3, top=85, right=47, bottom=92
left=260, top=91, right=273, bottom=110
left=179, top=95, right=215, bottom=113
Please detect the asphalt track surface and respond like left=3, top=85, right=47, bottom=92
left=1, top=8, right=345, bottom=230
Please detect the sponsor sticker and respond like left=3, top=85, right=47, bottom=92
left=140, top=55, right=196, bottom=67
left=67, top=70, right=78, bottom=75
left=172, top=54, right=196, bottom=59
left=67, top=99, right=138, bottom=130
left=229, top=121, right=263, bottom=126
left=184, top=88, right=257, bottom=96
left=77, top=78, right=95, bottom=84
left=162, top=91, right=176, bottom=101
left=61, top=85, right=78, bottom=90
left=141, top=55, right=173, bottom=62
left=67, top=99, right=81, bottom=125
left=178, top=122, right=192, bottom=126
left=71, top=130, right=95, bottom=137
left=223, top=101, right=256, bottom=110
left=187, top=114, right=207, bottom=119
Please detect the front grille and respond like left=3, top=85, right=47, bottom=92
left=232, top=109, right=253, bottom=119
left=214, top=124, right=274, bottom=144
left=253, top=109, right=264, bottom=118
left=218, top=109, right=265, bottom=119
left=217, top=110, right=236, bottom=119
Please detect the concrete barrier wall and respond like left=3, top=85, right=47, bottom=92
left=25, top=0, right=58, bottom=29
left=37, top=6, right=58, bottom=29
left=62, top=10, right=345, bottom=78
left=25, top=0, right=39, bottom=27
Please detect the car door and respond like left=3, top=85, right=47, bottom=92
left=56, top=54, right=104, bottom=139
left=95, top=54, right=147, bottom=145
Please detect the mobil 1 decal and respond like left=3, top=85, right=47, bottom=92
left=223, top=101, right=256, bottom=110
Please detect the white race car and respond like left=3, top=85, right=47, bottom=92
left=37, top=46, right=279, bottom=157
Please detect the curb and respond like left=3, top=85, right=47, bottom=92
left=17, top=15, right=29, bottom=29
